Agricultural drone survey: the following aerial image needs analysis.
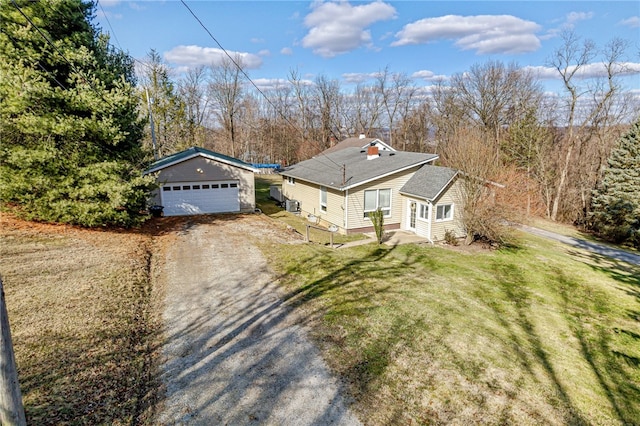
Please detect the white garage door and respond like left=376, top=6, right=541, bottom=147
left=160, top=180, right=240, bottom=216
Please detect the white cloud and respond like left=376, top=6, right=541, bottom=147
left=342, top=72, right=379, bottom=84
left=98, top=0, right=121, bottom=7
left=565, top=11, right=594, bottom=27
left=412, top=70, right=449, bottom=82
left=392, top=15, right=541, bottom=54
left=523, top=62, right=640, bottom=80
left=619, top=16, right=640, bottom=28
left=280, top=47, right=293, bottom=56
left=163, top=45, right=263, bottom=69
left=302, top=1, right=397, bottom=58
left=252, top=78, right=292, bottom=91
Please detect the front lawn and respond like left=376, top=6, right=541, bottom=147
left=264, top=232, right=640, bottom=424
left=0, top=217, right=162, bottom=425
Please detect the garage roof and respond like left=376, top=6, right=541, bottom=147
left=144, top=147, right=257, bottom=174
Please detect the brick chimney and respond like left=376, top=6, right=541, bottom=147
left=367, top=145, right=379, bottom=160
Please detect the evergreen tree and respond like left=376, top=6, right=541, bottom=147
left=590, top=119, right=640, bottom=247
left=0, top=0, right=155, bottom=227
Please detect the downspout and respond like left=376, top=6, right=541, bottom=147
left=344, top=188, right=349, bottom=232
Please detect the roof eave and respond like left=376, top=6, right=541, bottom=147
left=144, top=152, right=257, bottom=175
left=341, top=156, right=439, bottom=191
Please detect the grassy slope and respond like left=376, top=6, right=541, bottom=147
left=264, top=233, right=640, bottom=425
left=0, top=217, right=162, bottom=425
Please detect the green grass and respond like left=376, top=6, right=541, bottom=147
left=264, top=231, right=640, bottom=425
left=255, top=175, right=365, bottom=246
left=0, top=222, right=161, bottom=425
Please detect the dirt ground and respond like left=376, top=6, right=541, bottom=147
left=155, top=213, right=361, bottom=425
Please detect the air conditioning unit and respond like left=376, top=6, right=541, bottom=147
left=285, top=199, right=299, bottom=212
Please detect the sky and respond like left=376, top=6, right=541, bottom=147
left=95, top=1, right=640, bottom=95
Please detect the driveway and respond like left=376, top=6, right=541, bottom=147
left=518, top=224, right=640, bottom=266
left=156, top=214, right=361, bottom=425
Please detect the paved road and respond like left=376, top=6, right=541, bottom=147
left=518, top=224, right=640, bottom=266
left=157, top=215, right=361, bottom=425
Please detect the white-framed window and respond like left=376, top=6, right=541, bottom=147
left=418, top=203, right=429, bottom=221
left=320, top=186, right=327, bottom=212
left=436, top=203, right=453, bottom=221
left=286, top=176, right=295, bottom=185
left=364, top=188, right=391, bottom=218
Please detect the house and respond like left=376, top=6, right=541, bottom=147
left=322, top=134, right=395, bottom=155
left=144, top=147, right=257, bottom=216
left=279, top=145, right=466, bottom=242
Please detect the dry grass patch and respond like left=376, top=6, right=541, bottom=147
left=265, top=232, right=640, bottom=425
left=0, top=215, right=163, bottom=425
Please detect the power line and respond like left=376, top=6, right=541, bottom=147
left=179, top=0, right=343, bottom=171
left=96, top=0, right=122, bottom=50
left=9, top=0, right=109, bottom=98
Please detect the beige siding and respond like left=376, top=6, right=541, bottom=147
left=282, top=179, right=346, bottom=229
left=346, top=166, right=420, bottom=232
left=151, top=157, right=255, bottom=211
left=430, top=178, right=465, bottom=241
left=402, top=197, right=432, bottom=239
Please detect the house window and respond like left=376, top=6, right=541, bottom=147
left=287, top=176, right=295, bottom=185
left=436, top=204, right=453, bottom=221
left=320, top=186, right=327, bottom=212
left=418, top=203, right=429, bottom=220
left=364, top=188, right=391, bottom=218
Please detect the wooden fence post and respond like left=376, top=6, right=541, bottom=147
left=0, top=277, right=26, bottom=426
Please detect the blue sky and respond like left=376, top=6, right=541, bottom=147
left=96, top=1, right=640, bottom=94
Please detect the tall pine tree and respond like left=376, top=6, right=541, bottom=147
left=0, top=0, right=155, bottom=227
left=590, top=118, right=640, bottom=247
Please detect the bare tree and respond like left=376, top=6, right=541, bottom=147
left=375, top=67, right=418, bottom=148
left=138, top=49, right=187, bottom=157
left=313, top=74, right=343, bottom=150
left=351, top=82, right=383, bottom=136
left=547, top=31, right=631, bottom=222
left=178, top=65, right=210, bottom=147
left=208, top=55, right=245, bottom=157
left=450, top=60, right=541, bottom=163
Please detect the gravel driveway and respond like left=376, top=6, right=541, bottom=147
left=518, top=224, right=640, bottom=266
left=156, top=214, right=361, bottom=425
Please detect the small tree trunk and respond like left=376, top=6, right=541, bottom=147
left=0, top=278, right=26, bottom=426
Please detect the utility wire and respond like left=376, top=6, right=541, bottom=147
left=180, top=0, right=344, bottom=171
left=0, top=27, right=68, bottom=90
left=96, top=0, right=122, bottom=50
left=10, top=0, right=100, bottom=91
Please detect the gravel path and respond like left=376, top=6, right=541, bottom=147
left=157, top=215, right=361, bottom=425
left=518, top=224, right=640, bottom=266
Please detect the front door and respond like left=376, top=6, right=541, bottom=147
left=407, top=200, right=417, bottom=232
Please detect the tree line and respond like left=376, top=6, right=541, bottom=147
left=142, top=32, right=638, bottom=231
left=1, top=0, right=638, bottom=246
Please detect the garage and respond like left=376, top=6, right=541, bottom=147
left=160, top=180, right=240, bottom=216
left=144, top=147, right=257, bottom=216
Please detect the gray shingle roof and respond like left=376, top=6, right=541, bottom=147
left=144, top=147, right=255, bottom=174
left=322, top=137, right=389, bottom=154
left=400, top=165, right=458, bottom=201
left=280, top=147, right=438, bottom=190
